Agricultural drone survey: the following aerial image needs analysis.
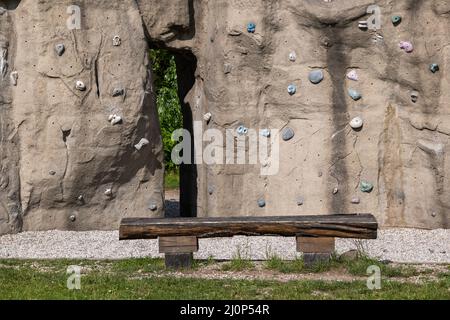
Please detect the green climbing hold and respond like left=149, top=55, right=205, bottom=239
left=392, top=15, right=402, bottom=26
left=360, top=181, right=374, bottom=193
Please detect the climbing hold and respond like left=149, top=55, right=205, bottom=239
left=351, top=197, right=360, bottom=204
left=208, top=186, right=214, bottom=195
left=349, top=116, right=363, bottom=130
left=104, top=189, right=112, bottom=197
left=431, top=211, right=437, bottom=217
left=10, top=71, right=18, bottom=86
left=55, top=44, right=65, bottom=56
left=75, top=80, right=86, bottom=91
left=411, top=90, right=419, bottom=103
left=399, top=41, right=413, bottom=53
left=260, top=129, right=271, bottom=137
left=237, top=125, right=248, bottom=136
left=333, top=187, right=339, bottom=194
left=346, top=70, right=358, bottom=81
left=69, top=215, right=76, bottom=222
left=297, top=196, right=304, bottom=206
left=282, top=127, right=295, bottom=141
left=348, top=88, right=362, bottom=101
left=430, top=63, right=439, bottom=73
left=113, top=35, right=121, bottom=46
left=391, top=15, right=402, bottom=26
left=134, top=138, right=149, bottom=150
left=257, top=198, right=266, bottom=208
left=0, top=7, right=5, bottom=15
left=49, top=170, right=56, bottom=176
left=358, top=21, right=368, bottom=29
left=309, top=70, right=324, bottom=84
left=149, top=203, right=157, bottom=211
left=203, top=112, right=212, bottom=122
left=289, top=51, right=297, bottom=62
left=77, top=195, right=84, bottom=203
left=112, top=87, right=124, bottom=97
left=360, top=181, right=374, bottom=193
left=247, top=22, right=256, bottom=33
left=108, top=114, right=122, bottom=125
left=287, top=84, right=297, bottom=95
left=224, top=63, right=232, bottom=74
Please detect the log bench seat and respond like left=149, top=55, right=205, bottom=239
left=119, top=214, right=378, bottom=269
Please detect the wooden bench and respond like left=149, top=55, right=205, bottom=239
left=119, top=214, right=377, bottom=269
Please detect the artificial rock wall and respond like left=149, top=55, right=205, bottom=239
left=0, top=0, right=449, bottom=234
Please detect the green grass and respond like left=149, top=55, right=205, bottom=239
left=164, top=169, right=179, bottom=190
left=0, top=259, right=448, bottom=300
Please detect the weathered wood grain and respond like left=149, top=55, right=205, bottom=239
left=296, top=237, right=335, bottom=253
left=119, top=214, right=377, bottom=240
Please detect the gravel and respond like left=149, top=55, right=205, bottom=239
left=0, top=228, right=448, bottom=263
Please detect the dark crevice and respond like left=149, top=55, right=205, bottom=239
left=0, top=0, right=21, bottom=10
left=94, top=58, right=100, bottom=98
left=62, top=129, right=71, bottom=143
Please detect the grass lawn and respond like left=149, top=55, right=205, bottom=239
left=0, top=257, right=448, bottom=300
left=164, top=170, right=179, bottom=190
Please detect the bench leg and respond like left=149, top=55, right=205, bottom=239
left=296, top=237, right=335, bottom=267
left=159, top=236, right=198, bottom=270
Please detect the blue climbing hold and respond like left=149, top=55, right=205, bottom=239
left=282, top=127, right=295, bottom=141
left=348, top=88, right=362, bottom=101
left=430, top=63, right=439, bottom=73
left=247, top=22, right=256, bottom=33
left=237, top=125, right=248, bottom=135
left=257, top=198, right=266, bottom=207
left=392, top=15, right=402, bottom=26
left=287, top=84, right=297, bottom=95
left=309, top=70, right=324, bottom=84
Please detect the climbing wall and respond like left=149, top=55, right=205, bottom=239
left=0, top=0, right=449, bottom=234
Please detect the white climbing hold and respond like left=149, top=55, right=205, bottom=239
left=333, top=187, right=338, bottom=194
left=69, top=215, right=76, bottom=222
left=108, top=114, right=122, bottom=125
left=0, top=7, right=6, bottom=15
left=358, top=21, right=368, bottom=29
left=77, top=195, right=84, bottom=201
left=10, top=71, right=18, bottom=86
left=261, top=129, right=271, bottom=137
left=203, top=112, right=212, bottom=122
left=55, top=44, right=65, bottom=56
left=75, top=80, right=86, bottom=91
left=104, top=189, right=113, bottom=197
left=134, top=138, right=149, bottom=150
left=113, top=35, right=121, bottom=46
left=351, top=197, right=361, bottom=204
left=149, top=203, right=157, bottom=211
left=350, top=116, right=363, bottom=129
left=288, top=51, right=297, bottom=62
left=411, top=90, right=419, bottom=103
left=346, top=70, right=358, bottom=81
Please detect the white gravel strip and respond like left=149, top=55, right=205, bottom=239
left=0, top=228, right=448, bottom=264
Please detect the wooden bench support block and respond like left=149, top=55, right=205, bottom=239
left=296, top=237, right=335, bottom=254
left=159, top=236, right=198, bottom=254
left=165, top=253, right=193, bottom=269
left=303, top=253, right=331, bottom=267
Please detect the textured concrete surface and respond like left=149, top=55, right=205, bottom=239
left=1, top=0, right=450, bottom=234
left=0, top=228, right=448, bottom=264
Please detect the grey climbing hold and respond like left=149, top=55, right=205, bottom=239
left=287, top=84, right=297, bottom=95
left=431, top=211, right=437, bottom=217
left=348, top=88, right=362, bottom=101
left=149, top=203, right=157, bottom=211
left=0, top=7, right=6, bottom=15
left=134, top=138, right=149, bottom=150
left=282, top=127, right=294, bottom=141
left=10, top=71, right=18, bottom=86
left=430, top=63, right=439, bottom=73
left=208, top=186, right=214, bottom=195
left=224, top=63, right=232, bottom=74
left=261, top=129, right=271, bottom=137
left=309, top=70, right=324, bottom=84
left=112, top=87, right=124, bottom=97
left=69, top=215, right=76, bottom=222
left=75, top=80, right=86, bottom=91
left=237, top=125, right=248, bottom=135
left=399, top=41, right=413, bottom=53
left=257, top=198, right=266, bottom=208
left=49, top=170, right=56, bottom=176
left=351, top=197, right=360, bottom=204
left=289, top=51, right=297, bottom=62
left=297, top=196, right=304, bottom=206
left=104, top=188, right=113, bottom=197
left=333, top=187, right=338, bottom=194
left=349, top=116, right=363, bottom=130
left=360, top=181, right=374, bottom=193
left=247, top=22, right=256, bottom=33
left=411, top=90, right=419, bottom=103
left=392, top=15, right=402, bottom=25
left=55, top=44, right=65, bottom=56
left=113, top=35, right=121, bottom=46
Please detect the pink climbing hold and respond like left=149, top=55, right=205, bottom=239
left=347, top=70, right=358, bottom=81
left=399, top=41, right=413, bottom=53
